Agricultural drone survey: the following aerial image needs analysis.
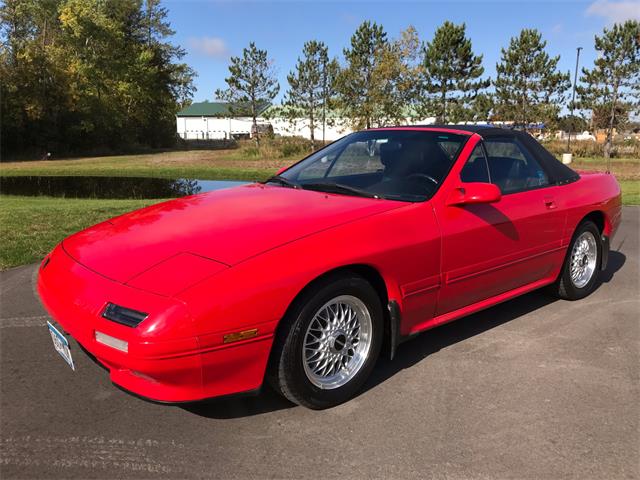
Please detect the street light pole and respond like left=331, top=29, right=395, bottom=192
left=567, top=46, right=582, bottom=152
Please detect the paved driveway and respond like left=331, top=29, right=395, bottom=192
left=1, top=207, right=638, bottom=479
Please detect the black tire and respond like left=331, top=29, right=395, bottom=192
left=268, top=273, right=383, bottom=409
left=551, top=220, right=602, bottom=300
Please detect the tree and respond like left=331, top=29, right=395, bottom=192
left=577, top=20, right=640, bottom=158
left=142, top=0, right=172, bottom=47
left=557, top=114, right=588, bottom=133
left=132, top=0, right=196, bottom=147
left=0, top=0, right=194, bottom=158
left=319, top=54, right=339, bottom=144
left=419, top=21, right=489, bottom=123
left=336, top=21, right=389, bottom=129
left=215, top=42, right=279, bottom=145
left=381, top=25, right=423, bottom=122
left=284, top=40, right=337, bottom=149
left=493, top=29, right=570, bottom=130
left=470, top=92, right=495, bottom=122
left=336, top=22, right=423, bottom=129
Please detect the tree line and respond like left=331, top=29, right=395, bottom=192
left=1, top=0, right=195, bottom=159
left=1, top=1, right=638, bottom=160
left=217, top=20, right=639, bottom=157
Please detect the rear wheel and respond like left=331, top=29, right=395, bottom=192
left=269, top=274, right=383, bottom=409
left=551, top=220, right=602, bottom=300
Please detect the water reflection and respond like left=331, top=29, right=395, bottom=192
left=0, top=176, right=248, bottom=199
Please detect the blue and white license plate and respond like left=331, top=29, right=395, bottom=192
left=47, top=321, right=75, bottom=370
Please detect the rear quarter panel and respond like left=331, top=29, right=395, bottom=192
left=559, top=173, right=622, bottom=245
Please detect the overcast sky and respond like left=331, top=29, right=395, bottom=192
left=165, top=0, right=640, bottom=103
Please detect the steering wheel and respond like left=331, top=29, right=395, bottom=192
left=406, top=173, right=439, bottom=186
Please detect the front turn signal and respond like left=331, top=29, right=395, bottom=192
left=223, top=329, right=258, bottom=344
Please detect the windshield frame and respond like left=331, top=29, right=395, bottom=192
left=272, top=128, right=472, bottom=203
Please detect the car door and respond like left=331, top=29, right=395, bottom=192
left=434, top=136, right=566, bottom=315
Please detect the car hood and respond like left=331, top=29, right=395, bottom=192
left=63, top=184, right=405, bottom=283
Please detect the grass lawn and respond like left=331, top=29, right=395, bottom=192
left=0, top=195, right=166, bottom=270
left=0, top=149, right=292, bottom=181
left=619, top=180, right=639, bottom=205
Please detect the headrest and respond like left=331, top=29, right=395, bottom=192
left=379, top=141, right=403, bottom=167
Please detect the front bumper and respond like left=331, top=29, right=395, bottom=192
left=37, top=244, right=272, bottom=403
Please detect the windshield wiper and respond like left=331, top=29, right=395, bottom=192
left=301, top=182, right=380, bottom=199
left=264, top=175, right=300, bottom=189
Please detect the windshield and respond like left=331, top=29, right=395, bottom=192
left=273, top=130, right=468, bottom=202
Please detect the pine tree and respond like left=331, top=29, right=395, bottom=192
left=383, top=25, right=423, bottom=122
left=335, top=21, right=388, bottom=129
left=215, top=42, right=279, bottom=145
left=493, top=29, right=570, bottom=130
left=319, top=55, right=339, bottom=144
left=420, top=21, right=489, bottom=123
left=577, top=20, right=640, bottom=158
left=284, top=40, right=337, bottom=149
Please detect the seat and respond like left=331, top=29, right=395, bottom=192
left=380, top=141, right=451, bottom=181
left=487, top=156, right=522, bottom=193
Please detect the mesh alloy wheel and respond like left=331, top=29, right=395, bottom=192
left=302, top=295, right=373, bottom=390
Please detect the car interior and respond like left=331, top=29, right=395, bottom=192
left=296, top=137, right=459, bottom=200
left=286, top=130, right=554, bottom=201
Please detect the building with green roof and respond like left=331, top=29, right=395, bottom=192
left=176, top=101, right=272, bottom=140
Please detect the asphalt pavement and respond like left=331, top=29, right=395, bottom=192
left=1, top=207, right=638, bottom=479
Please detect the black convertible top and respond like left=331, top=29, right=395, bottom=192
left=405, top=124, right=580, bottom=185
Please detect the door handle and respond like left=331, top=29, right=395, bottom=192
left=543, top=196, right=556, bottom=209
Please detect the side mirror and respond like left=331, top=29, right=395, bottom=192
left=275, top=166, right=288, bottom=176
left=446, top=182, right=502, bottom=206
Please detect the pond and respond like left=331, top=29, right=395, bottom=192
left=0, top=176, right=249, bottom=199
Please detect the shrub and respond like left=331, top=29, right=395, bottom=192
left=541, top=139, right=639, bottom=158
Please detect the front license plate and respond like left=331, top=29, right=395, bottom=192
left=47, top=321, right=75, bottom=371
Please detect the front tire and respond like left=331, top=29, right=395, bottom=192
left=551, top=220, right=602, bottom=300
left=268, top=274, right=383, bottom=409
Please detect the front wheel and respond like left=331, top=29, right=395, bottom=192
left=268, top=274, right=383, bottom=409
left=551, top=220, right=602, bottom=300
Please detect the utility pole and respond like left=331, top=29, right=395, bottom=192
left=567, top=46, right=582, bottom=152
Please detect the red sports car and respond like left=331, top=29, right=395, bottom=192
left=38, top=126, right=622, bottom=409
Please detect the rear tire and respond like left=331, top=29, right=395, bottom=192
left=551, top=220, right=602, bottom=300
left=268, top=273, right=383, bottom=409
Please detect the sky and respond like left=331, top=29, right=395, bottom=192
left=164, top=0, right=640, bottom=104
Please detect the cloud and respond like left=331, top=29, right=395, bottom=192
left=188, top=37, right=229, bottom=59
left=586, top=0, right=640, bottom=24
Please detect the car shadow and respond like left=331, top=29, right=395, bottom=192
left=598, top=250, right=626, bottom=284
left=363, top=250, right=626, bottom=397
left=182, top=386, right=295, bottom=419
left=184, top=250, right=626, bottom=419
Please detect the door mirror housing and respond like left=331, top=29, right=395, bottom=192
left=275, top=166, right=288, bottom=176
left=446, top=182, right=502, bottom=206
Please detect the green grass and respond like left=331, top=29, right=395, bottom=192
left=0, top=162, right=277, bottom=181
left=0, top=166, right=276, bottom=181
left=0, top=195, right=167, bottom=270
left=0, top=146, right=294, bottom=181
left=620, top=180, right=639, bottom=205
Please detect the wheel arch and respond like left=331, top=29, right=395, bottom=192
left=268, top=263, right=396, bottom=371
left=580, top=210, right=610, bottom=236
left=573, top=210, right=610, bottom=271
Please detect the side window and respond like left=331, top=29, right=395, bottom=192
left=460, top=144, right=490, bottom=183
left=484, top=138, right=549, bottom=194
